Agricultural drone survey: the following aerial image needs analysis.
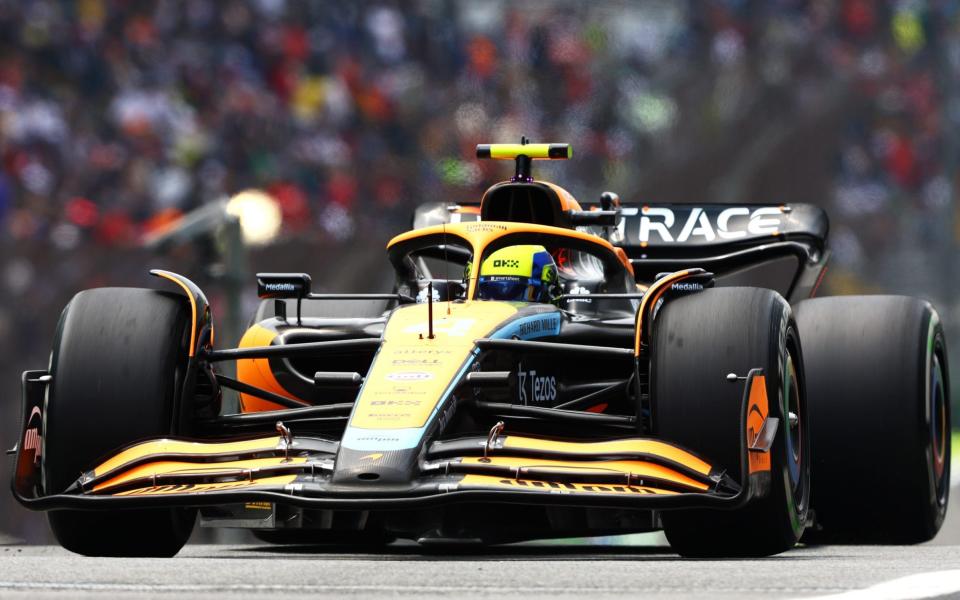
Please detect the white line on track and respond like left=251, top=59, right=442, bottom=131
left=799, top=570, right=960, bottom=600
left=0, top=581, right=852, bottom=595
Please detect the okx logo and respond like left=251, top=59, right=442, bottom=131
left=493, top=259, right=520, bottom=268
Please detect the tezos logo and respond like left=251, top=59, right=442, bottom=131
left=518, top=367, right=557, bottom=405
left=23, top=406, right=42, bottom=466
left=493, top=259, right=520, bottom=269
left=386, top=371, right=433, bottom=382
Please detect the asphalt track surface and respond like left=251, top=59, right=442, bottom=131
left=1, top=541, right=960, bottom=600
left=1, top=498, right=960, bottom=600
left=1, top=466, right=957, bottom=599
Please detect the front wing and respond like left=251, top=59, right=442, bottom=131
left=12, top=370, right=774, bottom=513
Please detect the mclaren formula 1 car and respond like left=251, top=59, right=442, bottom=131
left=12, top=142, right=950, bottom=557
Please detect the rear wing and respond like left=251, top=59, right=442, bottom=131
left=411, top=201, right=829, bottom=303
left=615, top=203, right=827, bottom=254
left=615, top=203, right=828, bottom=302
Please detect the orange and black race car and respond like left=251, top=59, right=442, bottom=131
left=12, top=142, right=950, bottom=557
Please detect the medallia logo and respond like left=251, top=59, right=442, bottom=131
left=264, top=282, right=297, bottom=292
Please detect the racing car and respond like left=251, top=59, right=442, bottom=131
left=12, top=141, right=950, bottom=557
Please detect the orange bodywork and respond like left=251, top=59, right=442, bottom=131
left=112, top=475, right=298, bottom=496
left=501, top=435, right=712, bottom=476
left=153, top=270, right=199, bottom=356
left=633, top=269, right=697, bottom=356
left=94, top=456, right=305, bottom=493
left=539, top=181, right=583, bottom=212
left=93, top=436, right=284, bottom=477
left=747, top=375, right=772, bottom=474
left=388, top=220, right=635, bottom=299
left=236, top=324, right=303, bottom=412
left=459, top=474, right=677, bottom=495
left=458, top=455, right=709, bottom=491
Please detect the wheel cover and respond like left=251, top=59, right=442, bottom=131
left=783, top=345, right=808, bottom=517
left=930, top=352, right=948, bottom=506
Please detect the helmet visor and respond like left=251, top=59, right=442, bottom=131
left=478, top=276, right=537, bottom=302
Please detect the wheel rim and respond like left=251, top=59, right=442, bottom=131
left=785, top=353, right=802, bottom=485
left=930, top=352, right=948, bottom=506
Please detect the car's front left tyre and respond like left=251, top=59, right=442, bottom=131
left=650, top=287, right=810, bottom=557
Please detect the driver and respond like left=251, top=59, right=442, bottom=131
left=471, top=245, right=559, bottom=302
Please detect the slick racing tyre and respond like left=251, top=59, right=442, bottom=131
left=795, top=296, right=950, bottom=544
left=44, top=288, right=197, bottom=557
left=651, top=287, right=810, bottom=557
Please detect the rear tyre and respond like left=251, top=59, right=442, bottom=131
left=44, top=288, right=197, bottom=557
left=651, top=287, right=809, bottom=557
left=795, top=296, right=950, bottom=544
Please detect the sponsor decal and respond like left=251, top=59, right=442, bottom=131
left=435, top=397, right=457, bottom=432
left=491, top=312, right=562, bottom=341
left=366, top=412, right=414, bottom=419
left=460, top=475, right=669, bottom=495
left=631, top=206, right=782, bottom=244
left=371, top=386, right=427, bottom=397
left=671, top=281, right=704, bottom=292
left=353, top=435, right=401, bottom=443
left=566, top=284, right=593, bottom=303
left=501, top=479, right=656, bottom=494
left=264, top=282, right=297, bottom=292
left=386, top=371, right=433, bottom=382
left=115, top=475, right=297, bottom=496
left=517, top=365, right=557, bottom=405
left=465, top=223, right=508, bottom=232
left=23, top=406, right=42, bottom=466
left=391, top=358, right=442, bottom=366
left=416, top=286, right=441, bottom=304
left=493, top=259, right=520, bottom=269
left=517, top=317, right=558, bottom=338
left=391, top=348, right=455, bottom=355
left=370, top=399, right=423, bottom=406
left=244, top=502, right=273, bottom=510
left=359, top=453, right=383, bottom=461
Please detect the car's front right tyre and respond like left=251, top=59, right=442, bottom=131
left=43, top=288, right=196, bottom=557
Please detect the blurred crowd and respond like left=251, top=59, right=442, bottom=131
left=1, top=0, right=959, bottom=539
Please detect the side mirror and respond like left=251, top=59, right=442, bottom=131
left=256, top=273, right=312, bottom=299
left=565, top=209, right=621, bottom=227
left=600, top=191, right=620, bottom=211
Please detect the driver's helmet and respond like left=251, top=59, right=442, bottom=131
left=474, top=245, right=558, bottom=302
